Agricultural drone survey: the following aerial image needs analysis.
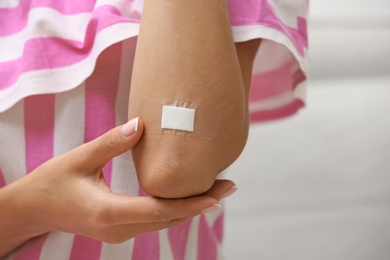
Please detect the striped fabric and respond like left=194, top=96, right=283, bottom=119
left=0, top=0, right=308, bottom=259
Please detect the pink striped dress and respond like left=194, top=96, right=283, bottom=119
left=0, top=0, right=308, bottom=259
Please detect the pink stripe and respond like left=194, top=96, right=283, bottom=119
left=69, top=236, right=102, bottom=260
left=250, top=99, right=304, bottom=122
left=249, top=62, right=293, bottom=102
left=132, top=189, right=161, bottom=259
left=0, top=168, right=5, bottom=187
left=228, top=0, right=308, bottom=55
left=197, top=215, right=217, bottom=260
left=0, top=0, right=95, bottom=36
left=0, top=38, right=85, bottom=90
left=249, top=61, right=306, bottom=123
left=69, top=42, right=121, bottom=259
left=15, top=94, right=55, bottom=259
left=293, top=68, right=306, bottom=87
left=83, top=42, right=121, bottom=186
left=13, top=234, right=48, bottom=260
left=24, top=94, right=55, bottom=174
left=132, top=232, right=160, bottom=260
left=168, top=220, right=193, bottom=260
left=0, top=5, right=128, bottom=90
left=212, top=213, right=224, bottom=243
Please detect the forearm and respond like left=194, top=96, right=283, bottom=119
left=0, top=122, right=232, bottom=256
left=0, top=179, right=47, bottom=257
left=129, top=0, right=251, bottom=198
left=130, top=0, right=243, bottom=92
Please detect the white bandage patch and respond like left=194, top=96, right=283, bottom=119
left=136, top=98, right=221, bottom=141
left=161, top=106, right=195, bottom=132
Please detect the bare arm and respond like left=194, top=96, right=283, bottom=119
left=129, top=0, right=260, bottom=198
left=0, top=120, right=234, bottom=256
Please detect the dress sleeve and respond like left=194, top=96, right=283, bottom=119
left=0, top=1, right=141, bottom=112
left=0, top=0, right=308, bottom=119
left=227, top=0, right=309, bottom=122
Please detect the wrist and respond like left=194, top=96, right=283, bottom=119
left=0, top=177, right=50, bottom=256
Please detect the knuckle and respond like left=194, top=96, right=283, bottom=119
left=101, top=131, right=118, bottom=153
left=168, top=218, right=187, bottom=228
left=95, top=227, right=135, bottom=244
left=150, top=202, right=169, bottom=222
left=104, top=236, right=126, bottom=244
left=99, top=231, right=126, bottom=244
left=90, top=206, right=112, bottom=228
left=181, top=198, right=192, bottom=213
left=151, top=209, right=167, bottom=223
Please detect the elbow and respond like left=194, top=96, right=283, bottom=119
left=137, top=161, right=215, bottom=199
left=131, top=101, right=250, bottom=199
left=132, top=135, right=217, bottom=198
left=132, top=127, right=248, bottom=199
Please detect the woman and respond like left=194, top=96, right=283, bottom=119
left=0, top=0, right=308, bottom=258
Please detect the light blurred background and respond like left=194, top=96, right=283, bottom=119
left=225, top=0, right=390, bottom=259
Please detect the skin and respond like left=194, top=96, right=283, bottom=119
left=0, top=119, right=235, bottom=257
left=0, top=0, right=260, bottom=256
left=129, top=0, right=261, bottom=198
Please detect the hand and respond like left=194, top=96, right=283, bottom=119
left=0, top=118, right=235, bottom=255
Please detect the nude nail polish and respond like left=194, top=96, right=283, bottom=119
left=201, top=204, right=221, bottom=214
left=121, top=117, right=139, bottom=137
left=221, top=186, right=238, bottom=199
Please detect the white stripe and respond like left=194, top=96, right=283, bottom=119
left=110, top=37, right=139, bottom=197
left=0, top=101, right=26, bottom=184
left=0, top=8, right=90, bottom=62
left=267, top=0, right=308, bottom=28
left=294, top=80, right=307, bottom=102
left=204, top=204, right=224, bottom=227
left=0, top=0, right=19, bottom=8
left=231, top=25, right=309, bottom=74
left=184, top=216, right=200, bottom=260
left=204, top=207, right=226, bottom=260
left=95, top=0, right=128, bottom=10
left=39, top=232, right=75, bottom=260
left=249, top=92, right=295, bottom=112
left=95, top=0, right=128, bottom=14
left=100, top=240, right=134, bottom=260
left=39, top=85, right=86, bottom=259
left=204, top=209, right=225, bottom=260
left=95, top=0, right=144, bottom=17
left=0, top=22, right=140, bottom=113
left=159, top=229, right=174, bottom=260
left=100, top=38, right=138, bottom=260
left=114, top=38, right=135, bottom=129
left=216, top=243, right=226, bottom=260
left=53, top=84, right=86, bottom=155
left=252, top=39, right=294, bottom=74
left=249, top=81, right=306, bottom=112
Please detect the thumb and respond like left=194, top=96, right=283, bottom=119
left=77, top=117, right=144, bottom=169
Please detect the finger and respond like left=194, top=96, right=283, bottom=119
left=126, top=217, right=190, bottom=236
left=202, top=179, right=236, bottom=200
left=102, top=180, right=235, bottom=225
left=97, top=217, right=191, bottom=244
left=75, top=117, right=144, bottom=169
left=102, top=193, right=217, bottom=226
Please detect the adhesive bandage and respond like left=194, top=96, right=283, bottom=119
left=161, top=106, right=195, bottom=132
left=135, top=99, right=221, bottom=141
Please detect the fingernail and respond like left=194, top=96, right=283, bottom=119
left=201, top=203, right=221, bottom=214
left=121, top=117, right=139, bottom=137
left=221, top=186, right=238, bottom=199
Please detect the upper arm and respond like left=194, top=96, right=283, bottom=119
left=235, top=39, right=261, bottom=101
left=130, top=40, right=261, bottom=199
left=128, top=1, right=261, bottom=198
